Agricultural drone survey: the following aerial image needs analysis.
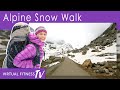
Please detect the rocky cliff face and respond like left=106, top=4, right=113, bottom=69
left=80, top=23, right=117, bottom=53
left=0, top=30, right=10, bottom=67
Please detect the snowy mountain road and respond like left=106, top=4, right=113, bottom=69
left=46, top=57, right=96, bottom=79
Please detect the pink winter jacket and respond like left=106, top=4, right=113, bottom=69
left=13, top=32, right=45, bottom=68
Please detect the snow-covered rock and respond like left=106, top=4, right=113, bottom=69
left=69, top=43, right=116, bottom=64
left=43, top=39, right=73, bottom=61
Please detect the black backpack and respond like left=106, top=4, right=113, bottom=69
left=4, top=25, right=41, bottom=68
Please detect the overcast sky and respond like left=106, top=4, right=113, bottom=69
left=29, top=23, right=112, bottom=49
